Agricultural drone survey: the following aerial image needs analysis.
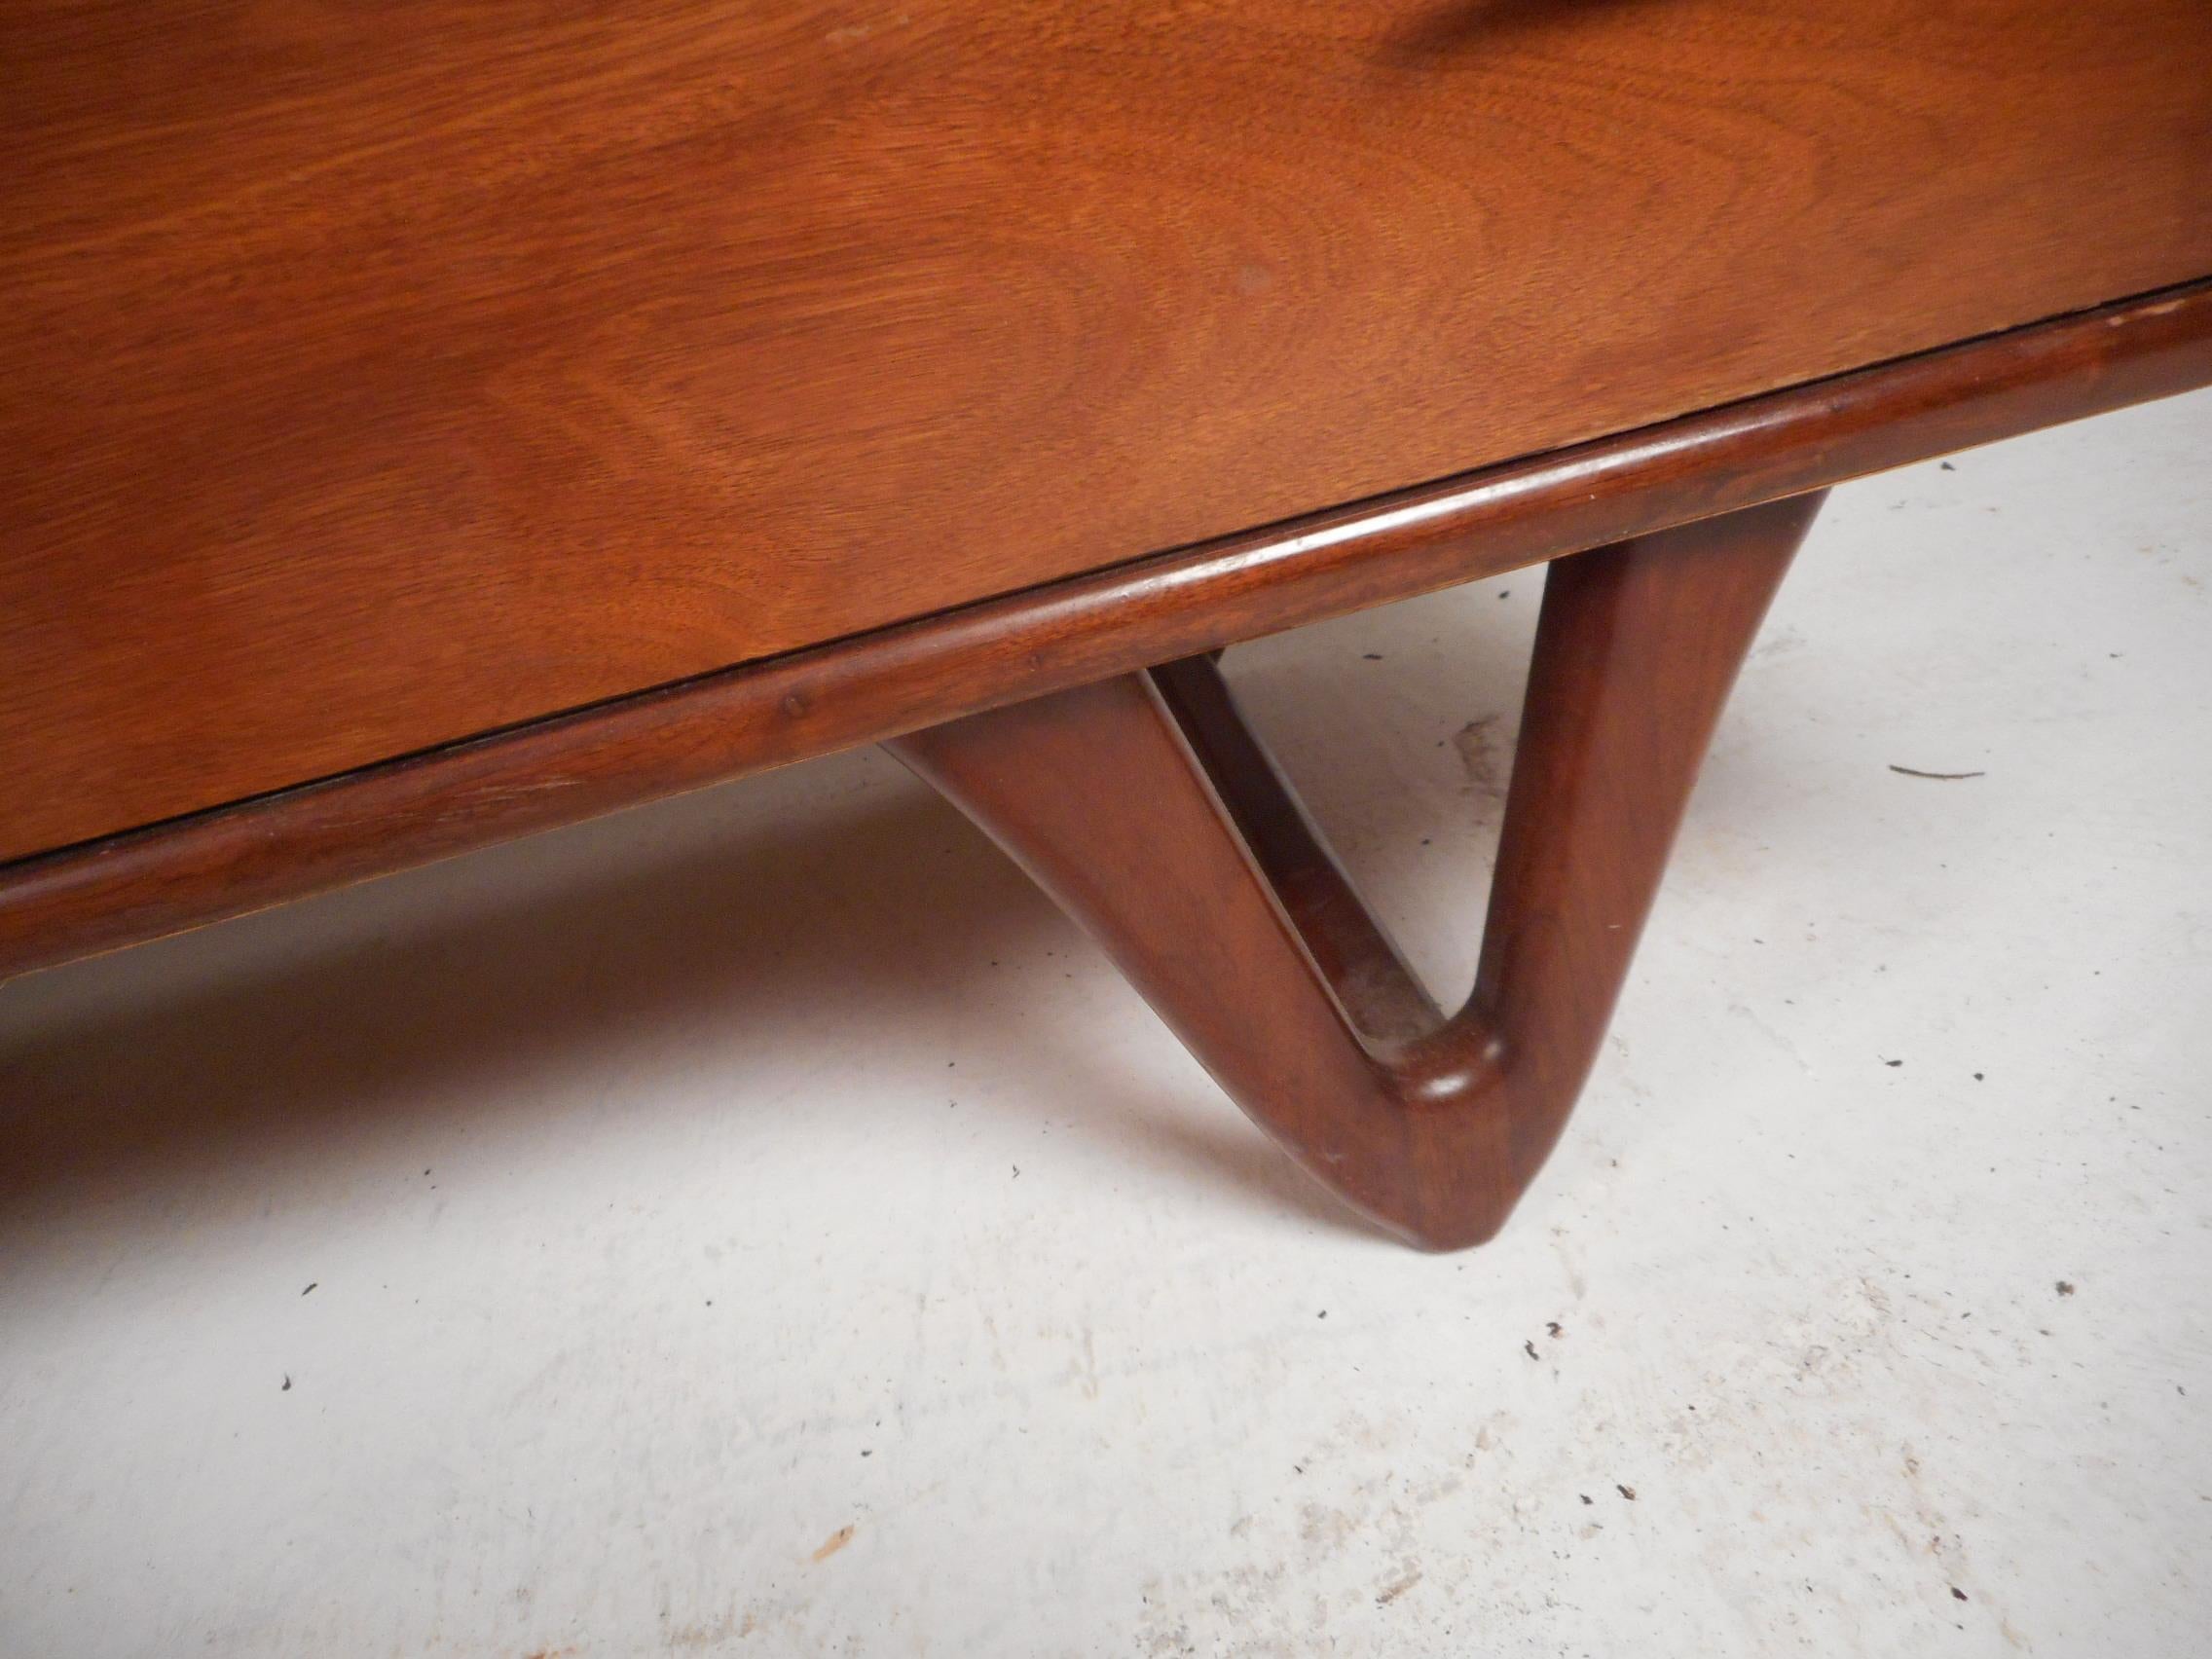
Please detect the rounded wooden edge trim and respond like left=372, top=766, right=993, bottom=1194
left=4, top=278, right=2210, bottom=979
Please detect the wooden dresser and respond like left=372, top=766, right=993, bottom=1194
left=5, top=0, right=2209, bottom=1243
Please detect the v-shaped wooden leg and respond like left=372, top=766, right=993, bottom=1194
left=888, top=492, right=1824, bottom=1248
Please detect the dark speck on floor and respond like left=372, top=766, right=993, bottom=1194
left=281, top=1375, right=291, bottom=1392
left=1888, top=764, right=1987, bottom=781
left=1951, top=1587, right=1969, bottom=1601
left=2057, top=1280, right=2077, bottom=1297
left=1616, top=1484, right=1637, bottom=1500
left=1523, top=1340, right=1539, bottom=1361
left=301, top=1282, right=316, bottom=1297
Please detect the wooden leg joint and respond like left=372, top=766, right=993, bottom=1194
left=889, top=493, right=1825, bottom=1248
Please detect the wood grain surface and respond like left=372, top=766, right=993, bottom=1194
left=3, top=280, right=2207, bottom=982
left=4, top=0, right=2209, bottom=860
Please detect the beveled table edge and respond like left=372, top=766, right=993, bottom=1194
left=5, top=276, right=2209, bottom=980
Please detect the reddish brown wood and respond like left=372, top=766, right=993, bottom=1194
left=4, top=1, right=2209, bottom=857
left=890, top=494, right=1823, bottom=1248
left=1, top=284, right=2208, bottom=982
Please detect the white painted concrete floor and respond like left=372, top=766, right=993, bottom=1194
left=3, top=391, right=2208, bottom=1657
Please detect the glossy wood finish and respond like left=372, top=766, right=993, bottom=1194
left=6, top=1, right=2210, bottom=859
left=4, top=283, right=2209, bottom=982
left=889, top=494, right=1821, bottom=1247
